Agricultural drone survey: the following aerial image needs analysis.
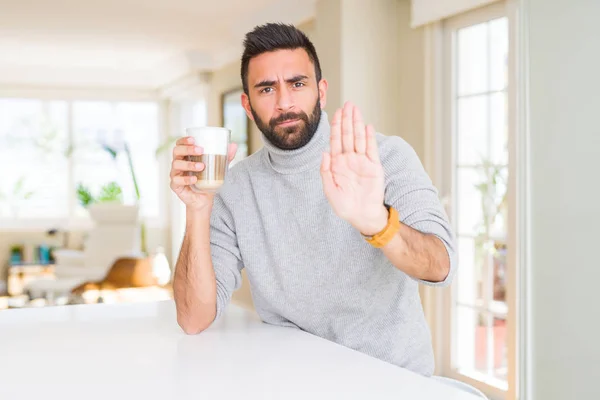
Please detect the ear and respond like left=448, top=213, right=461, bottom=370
left=241, top=92, right=254, bottom=121
left=318, top=79, right=328, bottom=109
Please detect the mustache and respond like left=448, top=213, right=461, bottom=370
left=269, top=112, right=309, bottom=128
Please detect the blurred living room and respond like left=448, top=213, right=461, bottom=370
left=0, top=0, right=598, bottom=399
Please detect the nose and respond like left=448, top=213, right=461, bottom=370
left=275, top=85, right=295, bottom=113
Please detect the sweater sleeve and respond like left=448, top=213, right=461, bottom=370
left=210, top=193, right=244, bottom=320
left=379, top=134, right=457, bottom=287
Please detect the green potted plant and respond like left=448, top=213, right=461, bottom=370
left=9, top=244, right=24, bottom=265
left=73, top=140, right=145, bottom=253
left=100, top=142, right=146, bottom=254
left=69, top=135, right=180, bottom=256
left=77, top=181, right=140, bottom=225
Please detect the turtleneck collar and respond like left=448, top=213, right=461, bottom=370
left=261, top=110, right=330, bottom=174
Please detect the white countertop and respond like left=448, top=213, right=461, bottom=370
left=0, top=301, right=479, bottom=400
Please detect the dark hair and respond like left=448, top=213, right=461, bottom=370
left=241, top=23, right=322, bottom=95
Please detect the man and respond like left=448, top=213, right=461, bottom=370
left=170, top=23, right=456, bottom=376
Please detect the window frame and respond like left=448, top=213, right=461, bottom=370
left=432, top=2, right=520, bottom=399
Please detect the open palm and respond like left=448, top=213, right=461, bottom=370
left=321, top=102, right=386, bottom=235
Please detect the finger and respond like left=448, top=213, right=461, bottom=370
left=171, top=175, right=198, bottom=186
left=170, top=166, right=187, bottom=179
left=330, top=109, right=342, bottom=156
left=172, top=160, right=205, bottom=173
left=365, top=125, right=380, bottom=163
left=170, top=160, right=187, bottom=178
left=227, top=142, right=238, bottom=162
left=341, top=101, right=354, bottom=153
left=170, top=181, right=198, bottom=197
left=170, top=181, right=183, bottom=195
left=176, top=136, right=195, bottom=146
left=353, top=106, right=366, bottom=154
left=320, top=152, right=336, bottom=194
left=173, top=145, right=203, bottom=158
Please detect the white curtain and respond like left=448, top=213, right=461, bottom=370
left=411, top=0, right=500, bottom=27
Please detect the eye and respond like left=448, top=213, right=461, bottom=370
left=293, top=82, right=305, bottom=88
left=261, top=87, right=274, bottom=94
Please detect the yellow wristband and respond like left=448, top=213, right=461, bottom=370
left=363, top=206, right=400, bottom=248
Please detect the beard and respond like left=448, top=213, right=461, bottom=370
left=251, top=98, right=321, bottom=150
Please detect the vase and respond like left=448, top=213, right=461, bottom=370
left=88, top=203, right=139, bottom=225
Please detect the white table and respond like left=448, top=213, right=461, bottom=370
left=0, top=301, right=479, bottom=400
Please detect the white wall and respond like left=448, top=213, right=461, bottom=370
left=314, top=0, right=343, bottom=118
left=315, top=0, right=426, bottom=158
left=528, top=0, right=600, bottom=398
left=395, top=1, right=426, bottom=159
left=340, top=0, right=403, bottom=143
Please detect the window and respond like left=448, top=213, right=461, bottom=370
left=71, top=101, right=160, bottom=218
left=0, top=98, right=161, bottom=224
left=438, top=2, right=515, bottom=397
left=222, top=88, right=250, bottom=167
left=453, top=16, right=509, bottom=383
left=0, top=99, right=69, bottom=219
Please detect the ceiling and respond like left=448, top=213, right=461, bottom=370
left=0, top=0, right=316, bottom=89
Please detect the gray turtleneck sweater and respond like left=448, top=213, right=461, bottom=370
left=209, top=111, right=456, bottom=376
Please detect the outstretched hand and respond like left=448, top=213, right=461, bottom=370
left=320, top=102, right=389, bottom=236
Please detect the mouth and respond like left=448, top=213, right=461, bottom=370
left=276, top=119, right=300, bottom=127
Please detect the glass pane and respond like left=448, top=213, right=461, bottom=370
left=0, top=99, right=69, bottom=218
left=453, top=15, right=510, bottom=387
left=457, top=95, right=489, bottom=165
left=115, top=102, right=160, bottom=218
left=72, top=101, right=121, bottom=216
left=223, top=89, right=248, bottom=145
left=490, top=18, right=509, bottom=91
left=492, top=240, right=508, bottom=303
left=456, top=237, right=483, bottom=305
left=490, top=166, right=508, bottom=239
left=457, top=22, right=489, bottom=96
left=72, top=101, right=160, bottom=218
left=492, top=315, right=508, bottom=381
left=455, top=306, right=489, bottom=374
left=72, top=101, right=115, bottom=148
left=490, top=92, right=508, bottom=165
left=456, top=167, right=485, bottom=235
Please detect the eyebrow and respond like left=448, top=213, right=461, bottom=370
left=253, top=75, right=309, bottom=89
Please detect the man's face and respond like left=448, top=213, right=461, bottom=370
left=242, top=49, right=328, bottom=150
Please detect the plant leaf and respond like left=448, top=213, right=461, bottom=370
left=13, top=177, right=25, bottom=195
left=76, top=183, right=95, bottom=207
left=65, top=144, right=75, bottom=158
left=124, top=143, right=141, bottom=201
left=97, top=181, right=123, bottom=203
left=102, top=145, right=118, bottom=160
